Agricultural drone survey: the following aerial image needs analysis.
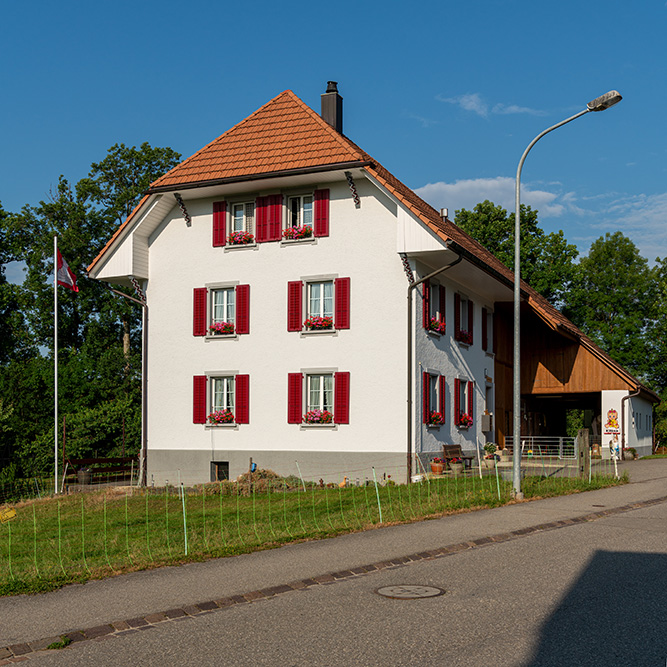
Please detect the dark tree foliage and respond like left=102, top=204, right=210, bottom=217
left=0, top=143, right=180, bottom=479
left=563, top=232, right=656, bottom=381
left=454, top=200, right=578, bottom=306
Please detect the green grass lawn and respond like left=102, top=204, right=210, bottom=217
left=0, top=470, right=626, bottom=597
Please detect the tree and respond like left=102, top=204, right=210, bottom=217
left=454, top=200, right=578, bottom=306
left=0, top=143, right=181, bottom=479
left=563, top=232, right=656, bottom=380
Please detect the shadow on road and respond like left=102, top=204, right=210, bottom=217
left=525, top=550, right=667, bottom=666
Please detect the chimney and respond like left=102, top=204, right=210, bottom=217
left=321, top=81, right=343, bottom=134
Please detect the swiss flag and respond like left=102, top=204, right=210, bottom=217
left=57, top=249, right=78, bottom=292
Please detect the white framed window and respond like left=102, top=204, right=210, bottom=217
left=307, top=280, right=334, bottom=320
left=287, top=194, right=314, bottom=229
left=307, top=373, right=334, bottom=413
left=231, top=202, right=255, bottom=234
left=211, top=288, right=235, bottom=325
left=212, top=376, right=235, bottom=413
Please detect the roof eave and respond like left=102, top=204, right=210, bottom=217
left=146, top=160, right=373, bottom=195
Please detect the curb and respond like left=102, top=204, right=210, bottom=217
left=1, top=494, right=665, bottom=663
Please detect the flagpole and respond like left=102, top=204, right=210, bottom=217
left=54, top=235, right=58, bottom=494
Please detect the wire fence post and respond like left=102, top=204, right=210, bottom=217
left=181, top=483, right=188, bottom=555
left=371, top=467, right=383, bottom=524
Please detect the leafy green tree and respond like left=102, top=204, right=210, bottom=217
left=454, top=200, right=578, bottom=305
left=0, top=143, right=180, bottom=479
left=563, top=232, right=656, bottom=380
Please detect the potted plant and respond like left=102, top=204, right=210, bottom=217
left=456, top=329, right=473, bottom=345
left=304, top=316, right=333, bottom=330
left=458, top=413, right=473, bottom=428
left=428, top=317, right=446, bottom=334
left=449, top=457, right=464, bottom=475
left=208, top=409, right=235, bottom=425
left=303, top=409, right=333, bottom=424
left=209, top=321, right=235, bottom=335
left=283, top=225, right=313, bottom=240
left=228, top=231, right=255, bottom=245
left=430, top=457, right=445, bottom=475
left=427, top=411, right=444, bottom=426
left=483, top=443, right=498, bottom=469
left=623, top=447, right=637, bottom=461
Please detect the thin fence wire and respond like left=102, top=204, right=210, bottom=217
left=0, top=455, right=624, bottom=593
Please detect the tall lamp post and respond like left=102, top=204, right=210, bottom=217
left=512, top=90, right=622, bottom=498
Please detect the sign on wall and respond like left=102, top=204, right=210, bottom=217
left=604, top=408, right=620, bottom=435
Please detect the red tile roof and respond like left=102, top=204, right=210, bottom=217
left=149, top=90, right=368, bottom=190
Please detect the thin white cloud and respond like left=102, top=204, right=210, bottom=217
left=437, top=93, right=545, bottom=118
left=415, top=176, right=564, bottom=217
left=403, top=111, right=438, bottom=128
left=414, top=177, right=667, bottom=262
left=436, top=93, right=489, bottom=118
left=491, top=103, right=547, bottom=116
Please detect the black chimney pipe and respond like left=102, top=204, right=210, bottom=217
left=321, top=81, right=343, bottom=134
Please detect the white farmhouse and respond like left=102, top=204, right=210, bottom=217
left=88, top=83, right=657, bottom=485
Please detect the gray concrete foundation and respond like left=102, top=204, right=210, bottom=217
left=147, top=449, right=407, bottom=486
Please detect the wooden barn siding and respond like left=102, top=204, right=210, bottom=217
left=492, top=303, right=631, bottom=445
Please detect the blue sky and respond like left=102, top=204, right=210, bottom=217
left=2, top=0, right=665, bottom=283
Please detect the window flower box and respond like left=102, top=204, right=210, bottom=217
left=208, top=409, right=235, bottom=425
left=228, top=231, right=255, bottom=245
left=428, top=318, right=446, bottom=334
left=303, top=409, right=333, bottom=424
left=427, top=411, right=444, bottom=426
left=304, top=316, right=333, bottom=330
left=283, top=225, right=313, bottom=241
left=209, top=322, right=235, bottom=335
left=456, top=329, right=473, bottom=345
left=458, top=412, right=473, bottom=428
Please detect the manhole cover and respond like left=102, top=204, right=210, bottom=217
left=376, top=585, right=446, bottom=599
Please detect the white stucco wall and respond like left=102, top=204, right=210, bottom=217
left=144, top=177, right=413, bottom=483
left=414, top=265, right=494, bottom=462
left=601, top=390, right=653, bottom=457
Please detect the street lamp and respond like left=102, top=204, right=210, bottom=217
left=512, top=90, right=622, bottom=498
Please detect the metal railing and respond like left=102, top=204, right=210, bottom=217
left=504, top=436, right=578, bottom=460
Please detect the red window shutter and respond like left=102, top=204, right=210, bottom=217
left=468, top=381, right=474, bottom=421
left=334, top=277, right=350, bottom=329
left=334, top=371, right=350, bottom=424
left=255, top=196, right=268, bottom=242
left=212, top=201, right=227, bottom=247
left=314, top=189, right=330, bottom=237
left=454, top=378, right=461, bottom=425
left=193, top=375, right=207, bottom=424
left=287, top=281, right=303, bottom=331
left=468, top=299, right=474, bottom=344
left=422, top=279, right=430, bottom=329
left=490, top=312, right=495, bottom=353
left=454, top=293, right=461, bottom=337
left=236, top=284, right=250, bottom=334
left=439, top=375, right=446, bottom=420
left=268, top=194, right=283, bottom=241
left=482, top=307, right=488, bottom=351
left=193, top=288, right=208, bottom=337
left=423, top=371, right=430, bottom=423
left=439, top=285, right=446, bottom=325
left=288, top=373, right=303, bottom=424
left=235, top=374, right=250, bottom=424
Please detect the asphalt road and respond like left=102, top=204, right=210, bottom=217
left=2, top=460, right=666, bottom=666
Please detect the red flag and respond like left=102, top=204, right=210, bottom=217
left=57, top=249, right=78, bottom=292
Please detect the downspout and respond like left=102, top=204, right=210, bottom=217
left=621, top=387, right=641, bottom=455
left=407, top=246, right=463, bottom=482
